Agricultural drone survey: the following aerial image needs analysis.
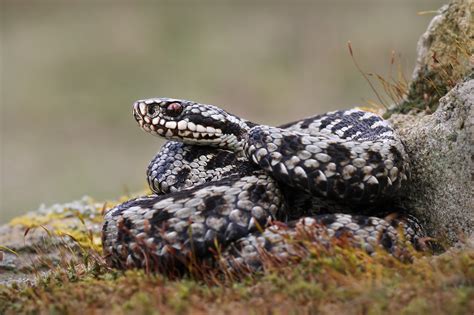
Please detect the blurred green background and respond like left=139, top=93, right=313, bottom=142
left=1, top=0, right=444, bottom=223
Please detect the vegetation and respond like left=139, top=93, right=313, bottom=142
left=385, top=0, right=472, bottom=117
left=0, top=196, right=473, bottom=314
left=345, top=0, right=473, bottom=118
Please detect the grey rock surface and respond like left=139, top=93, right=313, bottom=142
left=387, top=0, right=473, bottom=244
left=390, top=0, right=473, bottom=115
left=0, top=197, right=104, bottom=285
left=412, top=1, right=472, bottom=84
left=390, top=77, right=473, bottom=244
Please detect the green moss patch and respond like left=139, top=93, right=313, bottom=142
left=0, top=226, right=472, bottom=314
left=385, top=1, right=473, bottom=118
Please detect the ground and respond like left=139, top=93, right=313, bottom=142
left=0, top=196, right=473, bottom=314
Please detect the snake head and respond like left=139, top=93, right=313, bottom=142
left=132, top=98, right=252, bottom=152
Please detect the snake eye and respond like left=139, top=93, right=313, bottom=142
left=165, top=102, right=183, bottom=117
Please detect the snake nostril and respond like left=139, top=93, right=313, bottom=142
left=147, top=105, right=156, bottom=116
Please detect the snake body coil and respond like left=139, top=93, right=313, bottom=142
left=102, top=98, right=423, bottom=272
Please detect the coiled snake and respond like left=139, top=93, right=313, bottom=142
left=102, top=98, right=425, bottom=273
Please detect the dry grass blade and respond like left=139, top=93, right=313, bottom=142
left=348, top=41, right=389, bottom=109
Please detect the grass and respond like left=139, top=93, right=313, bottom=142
left=0, top=199, right=473, bottom=314
left=348, top=42, right=411, bottom=115
left=1, top=243, right=473, bottom=314
left=347, top=0, right=473, bottom=119
left=349, top=41, right=472, bottom=119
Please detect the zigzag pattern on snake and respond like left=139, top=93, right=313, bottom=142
left=102, top=98, right=425, bottom=273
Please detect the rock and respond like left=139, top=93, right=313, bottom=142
left=0, top=197, right=107, bottom=285
left=386, top=0, right=473, bottom=244
left=388, top=0, right=473, bottom=116
left=390, top=76, right=473, bottom=244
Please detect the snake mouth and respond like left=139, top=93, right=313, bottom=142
left=139, top=119, right=223, bottom=141
left=133, top=101, right=223, bottom=142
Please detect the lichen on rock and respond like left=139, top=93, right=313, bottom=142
left=0, top=196, right=116, bottom=285
left=390, top=74, right=473, bottom=244
left=387, top=0, right=473, bottom=116
left=382, top=0, right=473, bottom=244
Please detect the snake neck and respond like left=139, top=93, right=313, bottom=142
left=218, top=115, right=256, bottom=156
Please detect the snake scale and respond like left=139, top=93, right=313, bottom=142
left=102, top=98, right=425, bottom=273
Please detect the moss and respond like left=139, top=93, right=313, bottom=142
left=6, top=195, right=142, bottom=252
left=1, top=237, right=472, bottom=314
left=384, top=0, right=473, bottom=118
left=385, top=70, right=471, bottom=119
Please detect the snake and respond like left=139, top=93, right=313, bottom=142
left=102, top=98, right=425, bottom=273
